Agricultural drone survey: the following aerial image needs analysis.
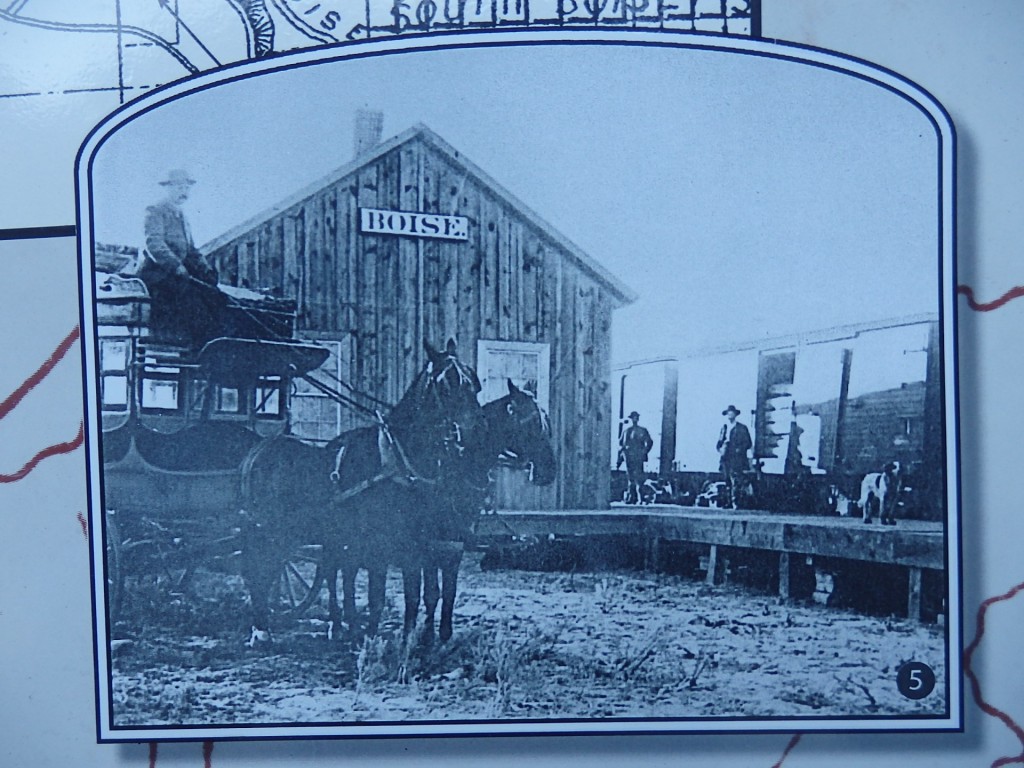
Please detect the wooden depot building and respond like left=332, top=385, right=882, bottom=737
left=203, top=114, right=636, bottom=510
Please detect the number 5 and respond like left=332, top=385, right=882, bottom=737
left=908, top=668, right=923, bottom=691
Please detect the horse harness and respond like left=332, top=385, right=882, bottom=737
left=320, top=351, right=478, bottom=503
left=326, top=413, right=468, bottom=504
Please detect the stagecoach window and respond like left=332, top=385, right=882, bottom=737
left=100, top=339, right=128, bottom=371
left=216, top=386, right=242, bottom=414
left=101, top=375, right=129, bottom=408
left=476, top=340, right=551, bottom=412
left=254, top=376, right=282, bottom=417
left=99, top=339, right=130, bottom=411
left=141, top=378, right=179, bottom=410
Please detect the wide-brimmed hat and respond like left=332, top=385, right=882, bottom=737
left=722, top=405, right=741, bottom=416
left=159, top=169, right=197, bottom=186
left=628, top=410, right=640, bottom=419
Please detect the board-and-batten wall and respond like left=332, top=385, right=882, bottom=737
left=208, top=134, right=623, bottom=510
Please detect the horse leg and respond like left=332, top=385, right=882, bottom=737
left=402, top=566, right=422, bottom=643
left=438, top=544, right=464, bottom=644
left=422, top=563, right=440, bottom=645
left=240, top=523, right=277, bottom=644
left=366, top=566, right=387, bottom=637
left=338, top=560, right=358, bottom=637
left=316, top=547, right=342, bottom=639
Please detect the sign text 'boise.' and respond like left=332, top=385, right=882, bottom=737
left=359, top=207, right=469, bottom=241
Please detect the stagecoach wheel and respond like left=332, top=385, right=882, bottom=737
left=270, top=544, right=326, bottom=616
left=156, top=560, right=193, bottom=595
left=105, top=511, right=123, bottom=621
left=152, top=537, right=193, bottom=596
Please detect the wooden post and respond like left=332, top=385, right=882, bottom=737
left=706, top=544, right=725, bottom=585
left=778, top=552, right=791, bottom=599
left=659, top=365, right=678, bottom=477
left=646, top=536, right=661, bottom=573
left=907, top=567, right=923, bottom=621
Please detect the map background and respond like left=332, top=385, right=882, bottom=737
left=1, top=1, right=1022, bottom=766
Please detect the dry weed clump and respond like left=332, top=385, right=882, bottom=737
left=355, top=635, right=390, bottom=691
left=466, top=621, right=563, bottom=716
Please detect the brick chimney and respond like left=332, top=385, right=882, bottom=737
left=353, top=109, right=384, bottom=158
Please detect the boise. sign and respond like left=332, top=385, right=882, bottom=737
left=359, top=207, right=469, bottom=241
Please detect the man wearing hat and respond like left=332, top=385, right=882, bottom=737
left=617, top=411, right=654, bottom=504
left=717, top=405, right=753, bottom=509
left=140, top=169, right=224, bottom=345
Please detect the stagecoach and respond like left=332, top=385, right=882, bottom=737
left=95, top=268, right=331, bottom=619
left=95, top=264, right=557, bottom=640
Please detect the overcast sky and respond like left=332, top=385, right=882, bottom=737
left=91, top=42, right=940, bottom=365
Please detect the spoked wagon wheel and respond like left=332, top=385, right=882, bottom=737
left=269, top=544, right=326, bottom=616
left=152, top=547, right=193, bottom=595
left=105, top=511, right=123, bottom=621
left=140, top=518, right=194, bottom=597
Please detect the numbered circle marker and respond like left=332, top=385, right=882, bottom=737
left=896, top=661, right=936, bottom=700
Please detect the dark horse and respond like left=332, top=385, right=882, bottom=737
left=240, top=340, right=555, bottom=644
left=240, top=339, right=485, bottom=642
left=401, top=376, right=556, bottom=643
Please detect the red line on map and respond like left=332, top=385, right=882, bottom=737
left=203, top=740, right=214, bottom=767
left=77, top=511, right=88, bottom=538
left=964, top=580, right=1024, bottom=768
left=0, top=325, right=79, bottom=421
left=770, top=733, right=803, bottom=768
left=0, top=422, right=83, bottom=483
left=148, top=741, right=158, bottom=768
left=958, top=284, right=1024, bottom=312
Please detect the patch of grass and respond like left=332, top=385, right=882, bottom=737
left=353, top=634, right=390, bottom=706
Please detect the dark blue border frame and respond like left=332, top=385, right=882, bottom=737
left=66, top=25, right=961, bottom=743
left=0, top=224, right=76, bottom=240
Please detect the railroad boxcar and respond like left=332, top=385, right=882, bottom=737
left=611, top=314, right=944, bottom=519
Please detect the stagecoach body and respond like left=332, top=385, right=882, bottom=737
left=95, top=268, right=329, bottom=612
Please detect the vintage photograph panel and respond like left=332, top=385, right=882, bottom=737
left=80, top=34, right=959, bottom=739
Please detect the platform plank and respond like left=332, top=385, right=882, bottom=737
left=477, top=505, right=945, bottom=570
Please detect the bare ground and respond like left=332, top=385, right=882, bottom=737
left=109, top=553, right=947, bottom=727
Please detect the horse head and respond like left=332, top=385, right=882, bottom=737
left=483, top=379, right=557, bottom=486
left=385, top=339, right=484, bottom=479
left=421, top=338, right=484, bottom=441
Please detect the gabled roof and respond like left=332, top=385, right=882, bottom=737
left=202, top=123, right=636, bottom=306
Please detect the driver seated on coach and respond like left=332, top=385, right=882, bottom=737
left=139, top=169, right=268, bottom=347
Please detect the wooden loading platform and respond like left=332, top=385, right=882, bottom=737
left=475, top=505, right=947, bottom=621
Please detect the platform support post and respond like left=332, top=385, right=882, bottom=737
left=706, top=544, right=725, bottom=585
left=646, top=536, right=661, bottom=572
left=907, top=567, right=922, bottom=621
left=778, top=551, right=791, bottom=599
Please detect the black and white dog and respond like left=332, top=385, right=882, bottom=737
left=858, top=461, right=903, bottom=525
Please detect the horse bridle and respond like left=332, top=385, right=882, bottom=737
left=428, top=354, right=481, bottom=464
left=494, top=394, right=550, bottom=481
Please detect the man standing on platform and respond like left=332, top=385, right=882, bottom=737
left=618, top=410, right=653, bottom=505
left=717, top=404, right=753, bottom=509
